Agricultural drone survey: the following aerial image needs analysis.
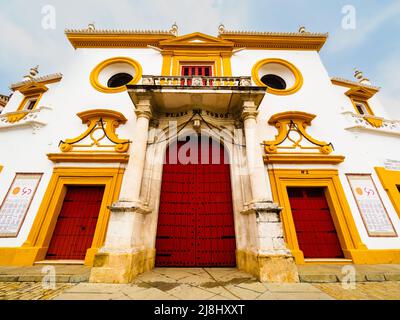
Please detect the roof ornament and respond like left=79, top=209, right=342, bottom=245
left=218, top=23, right=226, bottom=35
left=298, top=26, right=307, bottom=33
left=170, top=22, right=178, bottom=36
left=23, top=65, right=39, bottom=81
left=354, top=68, right=372, bottom=85
left=87, top=22, right=96, bottom=32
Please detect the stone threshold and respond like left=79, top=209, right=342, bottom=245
left=34, top=260, right=85, bottom=265
left=0, top=265, right=91, bottom=283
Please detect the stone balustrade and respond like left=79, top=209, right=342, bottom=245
left=0, top=106, right=52, bottom=133
left=141, top=75, right=252, bottom=87
left=342, top=111, right=400, bottom=137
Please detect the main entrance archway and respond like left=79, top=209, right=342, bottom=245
left=155, top=136, right=236, bottom=267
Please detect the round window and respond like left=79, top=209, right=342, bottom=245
left=260, top=74, right=287, bottom=90
left=90, top=57, right=142, bottom=93
left=252, top=58, right=303, bottom=95
left=107, top=73, right=134, bottom=88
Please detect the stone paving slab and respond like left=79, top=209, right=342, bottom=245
left=298, top=264, right=400, bottom=283
left=0, top=265, right=91, bottom=283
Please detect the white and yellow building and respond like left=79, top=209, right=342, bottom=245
left=0, top=24, right=399, bottom=283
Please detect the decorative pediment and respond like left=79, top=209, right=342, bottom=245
left=263, top=111, right=345, bottom=164
left=345, top=87, right=377, bottom=100
left=57, top=109, right=131, bottom=154
left=19, top=82, right=48, bottom=96
left=159, top=32, right=234, bottom=50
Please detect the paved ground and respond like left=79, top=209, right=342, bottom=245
left=0, top=265, right=91, bottom=283
left=1, top=267, right=400, bottom=300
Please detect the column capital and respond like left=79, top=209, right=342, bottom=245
left=241, top=99, right=259, bottom=121
left=135, top=98, right=153, bottom=120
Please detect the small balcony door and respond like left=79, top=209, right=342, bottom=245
left=181, top=65, right=212, bottom=85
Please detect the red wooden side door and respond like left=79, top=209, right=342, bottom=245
left=46, top=186, right=104, bottom=260
left=287, top=187, right=344, bottom=259
left=156, top=136, right=236, bottom=267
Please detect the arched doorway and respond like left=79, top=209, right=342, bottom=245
left=155, top=135, right=236, bottom=267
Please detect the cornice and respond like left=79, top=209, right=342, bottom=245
left=218, top=30, right=328, bottom=51
left=331, top=77, right=380, bottom=92
left=10, top=73, right=63, bottom=91
left=65, top=29, right=176, bottom=48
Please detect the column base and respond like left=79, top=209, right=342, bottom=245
left=89, top=248, right=155, bottom=284
left=237, top=250, right=299, bottom=283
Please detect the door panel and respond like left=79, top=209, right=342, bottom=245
left=156, top=136, right=236, bottom=267
left=46, top=186, right=104, bottom=260
left=287, top=187, right=344, bottom=259
left=181, top=66, right=213, bottom=85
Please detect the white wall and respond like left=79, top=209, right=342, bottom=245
left=0, top=44, right=399, bottom=251
left=232, top=49, right=400, bottom=249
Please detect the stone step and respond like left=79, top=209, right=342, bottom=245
left=0, top=265, right=91, bottom=283
left=299, top=272, right=400, bottom=283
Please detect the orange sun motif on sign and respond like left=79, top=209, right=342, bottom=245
left=355, top=187, right=363, bottom=196
left=12, top=187, right=21, bottom=195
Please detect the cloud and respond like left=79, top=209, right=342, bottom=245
left=0, top=0, right=250, bottom=93
left=328, top=2, right=400, bottom=53
left=375, top=52, right=400, bottom=119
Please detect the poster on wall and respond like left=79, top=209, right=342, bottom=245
left=0, top=173, right=43, bottom=237
left=346, top=174, right=397, bottom=237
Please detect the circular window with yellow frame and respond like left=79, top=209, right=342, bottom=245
left=90, top=57, right=143, bottom=94
left=251, top=58, right=303, bottom=95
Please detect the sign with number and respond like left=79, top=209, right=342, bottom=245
left=346, top=174, right=397, bottom=237
left=0, top=173, right=42, bottom=237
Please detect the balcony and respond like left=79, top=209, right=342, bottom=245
left=0, top=106, right=52, bottom=133
left=342, top=111, right=400, bottom=137
left=127, top=75, right=266, bottom=114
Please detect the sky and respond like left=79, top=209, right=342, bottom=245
left=0, top=0, right=399, bottom=117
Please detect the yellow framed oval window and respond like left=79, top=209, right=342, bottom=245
left=251, top=58, right=303, bottom=95
left=90, top=57, right=143, bottom=94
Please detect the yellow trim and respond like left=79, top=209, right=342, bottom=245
left=5, top=111, right=30, bottom=123
left=264, top=154, right=345, bottom=164
left=65, top=31, right=175, bottom=49
left=221, top=53, right=233, bottom=77
left=47, top=153, right=129, bottom=163
left=161, top=51, right=173, bottom=76
left=90, top=57, right=143, bottom=94
left=1, top=167, right=124, bottom=267
left=11, top=76, right=62, bottom=91
left=375, top=167, right=400, bottom=219
left=158, top=33, right=233, bottom=77
left=331, top=78, right=380, bottom=95
left=158, top=32, right=234, bottom=51
left=264, top=111, right=334, bottom=155
left=219, top=32, right=328, bottom=51
left=59, top=109, right=130, bottom=153
left=268, top=169, right=367, bottom=264
left=171, top=55, right=223, bottom=77
left=252, top=58, right=303, bottom=95
left=351, top=98, right=374, bottom=116
left=17, top=93, right=43, bottom=112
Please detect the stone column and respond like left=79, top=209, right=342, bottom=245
left=89, top=96, right=155, bottom=284
left=237, top=100, right=299, bottom=283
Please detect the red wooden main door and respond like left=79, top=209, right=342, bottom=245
left=287, top=187, right=344, bottom=259
left=156, top=136, right=236, bottom=267
left=46, top=186, right=104, bottom=260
